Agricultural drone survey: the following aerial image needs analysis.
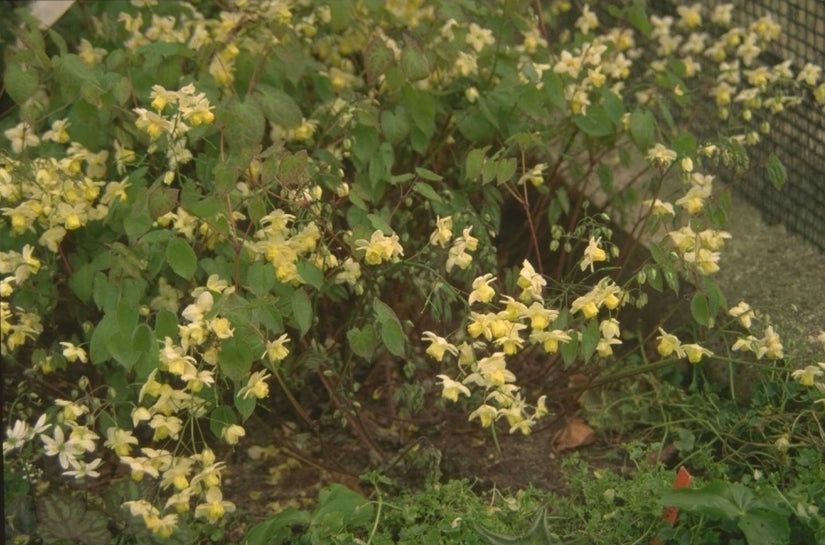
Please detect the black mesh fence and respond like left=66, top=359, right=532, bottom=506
left=648, top=0, right=825, bottom=251
left=732, top=0, right=825, bottom=251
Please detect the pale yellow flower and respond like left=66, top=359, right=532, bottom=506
left=436, top=374, right=471, bottom=402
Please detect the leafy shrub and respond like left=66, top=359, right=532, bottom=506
left=2, top=0, right=824, bottom=542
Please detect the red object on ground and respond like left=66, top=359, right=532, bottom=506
left=650, top=466, right=693, bottom=545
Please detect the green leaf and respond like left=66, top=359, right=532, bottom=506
left=496, top=157, right=518, bottom=185
left=154, top=309, right=179, bottom=340
left=235, top=392, right=257, bottom=422
left=738, top=509, right=790, bottom=545
left=400, top=35, right=430, bottom=82
left=580, top=319, right=599, bottom=362
left=36, top=495, right=112, bottom=545
left=166, top=237, right=197, bottom=279
left=561, top=330, right=579, bottom=368
left=766, top=154, right=786, bottom=191
left=297, top=260, right=324, bottom=289
left=133, top=326, right=160, bottom=380
left=412, top=182, right=443, bottom=203
left=414, top=167, right=443, bottom=182
left=380, top=319, right=406, bottom=357
left=465, top=147, right=489, bottom=182
left=347, top=325, right=378, bottom=359
left=662, top=482, right=752, bottom=521
left=257, top=84, right=303, bottom=128
left=219, top=337, right=255, bottom=382
left=4, top=63, right=39, bottom=106
left=373, top=298, right=405, bottom=357
left=628, top=0, right=652, bottom=37
left=209, top=406, right=235, bottom=441
left=68, top=263, right=95, bottom=303
left=364, top=35, right=395, bottom=86
left=291, top=288, right=313, bottom=335
left=312, top=484, right=374, bottom=532
left=690, top=292, right=710, bottom=326
left=573, top=107, right=614, bottom=137
left=221, top=97, right=265, bottom=151
left=380, top=107, right=410, bottom=144
left=245, top=508, right=311, bottom=545
left=629, top=109, right=656, bottom=153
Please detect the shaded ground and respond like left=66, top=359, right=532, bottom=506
left=221, top=192, right=825, bottom=539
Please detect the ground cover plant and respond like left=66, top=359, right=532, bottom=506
left=2, top=0, right=825, bottom=543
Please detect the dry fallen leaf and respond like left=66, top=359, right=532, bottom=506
left=551, top=417, right=595, bottom=452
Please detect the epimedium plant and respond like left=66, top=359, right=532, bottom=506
left=2, top=0, right=825, bottom=542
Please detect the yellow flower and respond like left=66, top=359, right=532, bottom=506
left=195, top=487, right=236, bottom=523
left=238, top=370, right=271, bottom=400
left=468, top=404, right=498, bottom=428
left=656, top=328, right=684, bottom=358
left=646, top=143, right=677, bottom=168
left=263, top=333, right=290, bottom=363
left=354, top=230, right=404, bottom=265
left=104, top=427, right=138, bottom=456
left=60, top=342, right=88, bottom=363
left=429, top=216, right=453, bottom=247
left=530, top=329, right=572, bottom=353
left=580, top=236, right=607, bottom=272
left=468, top=274, right=496, bottom=305
left=682, top=343, right=712, bottom=364
left=421, top=332, right=458, bottom=362
left=791, top=365, right=823, bottom=387
left=208, top=317, right=234, bottom=339
left=221, top=424, right=246, bottom=445
left=436, top=374, right=471, bottom=402
left=4, top=122, right=40, bottom=154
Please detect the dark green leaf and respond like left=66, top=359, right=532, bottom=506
left=37, top=495, right=112, bottom=545
left=364, top=35, right=395, bottom=86
left=400, top=35, right=430, bottom=82
left=580, top=319, right=599, bottom=362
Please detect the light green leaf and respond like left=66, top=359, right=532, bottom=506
left=297, top=260, right=324, bottom=289
left=414, top=167, right=443, bottom=182
left=4, top=63, right=39, bottom=106
left=166, top=237, right=197, bottom=279
left=465, top=147, right=489, bottom=182
left=496, top=157, right=518, bottom=185
left=347, top=325, right=378, bottom=359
